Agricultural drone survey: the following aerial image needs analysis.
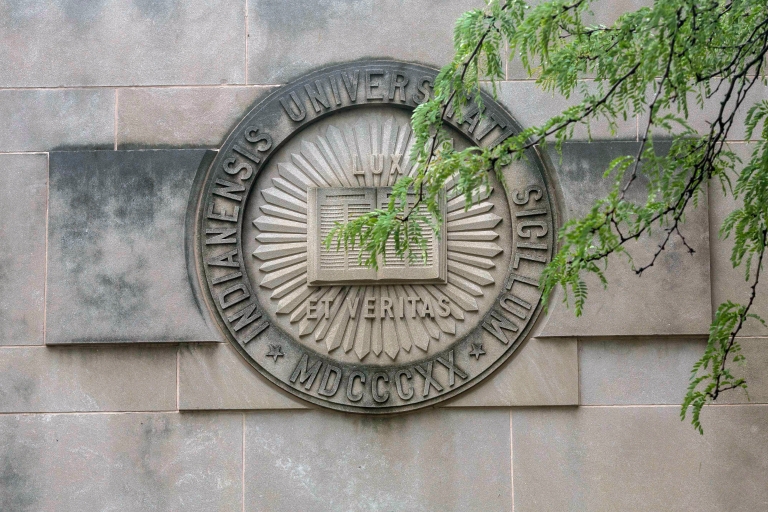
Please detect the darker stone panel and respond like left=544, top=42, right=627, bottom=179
left=46, top=150, right=220, bottom=344
left=710, top=144, right=768, bottom=335
left=539, top=141, right=712, bottom=337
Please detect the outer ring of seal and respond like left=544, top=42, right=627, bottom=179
left=191, top=59, right=560, bottom=414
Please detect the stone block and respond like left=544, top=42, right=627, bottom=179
left=580, top=338, right=706, bottom=405
left=244, top=409, right=511, bottom=511
left=581, top=337, right=768, bottom=406
left=498, top=81, right=638, bottom=140
left=584, top=0, right=654, bottom=24
left=651, top=83, right=768, bottom=142
left=0, top=89, right=114, bottom=152
left=0, top=0, right=245, bottom=87
left=179, top=337, right=577, bottom=410
left=443, top=337, right=578, bottom=407
left=731, top=83, right=768, bottom=141
left=0, top=412, right=242, bottom=511
left=511, top=405, right=768, bottom=511
left=178, top=343, right=308, bottom=410
left=540, top=142, right=712, bottom=337
left=504, top=0, right=659, bottom=79
left=46, top=150, right=220, bottom=344
left=719, top=338, right=768, bottom=405
left=0, top=346, right=176, bottom=412
left=246, top=0, right=483, bottom=84
left=0, top=154, right=47, bottom=346
left=117, top=86, right=277, bottom=149
left=709, top=144, right=768, bottom=336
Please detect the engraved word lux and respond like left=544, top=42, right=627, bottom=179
left=193, top=60, right=557, bottom=413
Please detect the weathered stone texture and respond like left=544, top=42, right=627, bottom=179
left=581, top=336, right=768, bottom=406
left=512, top=405, right=768, bottom=512
left=117, top=86, right=277, bottom=149
left=580, top=338, right=706, bottom=405
left=0, top=0, right=764, bottom=507
left=0, top=412, right=243, bottom=512
left=539, top=142, right=712, bottom=337
left=246, top=0, right=484, bottom=84
left=0, top=154, right=47, bottom=346
left=506, top=0, right=654, bottom=79
left=501, top=77, right=766, bottom=144
left=709, top=144, right=768, bottom=336
left=0, top=0, right=245, bottom=87
left=178, top=337, right=577, bottom=410
left=0, top=89, right=114, bottom=152
left=444, top=337, right=578, bottom=407
left=656, top=80, right=768, bottom=141
left=719, top=338, right=768, bottom=405
left=244, top=409, right=511, bottom=511
left=178, top=343, right=308, bottom=410
left=499, top=81, right=638, bottom=140
left=46, top=150, right=220, bottom=344
left=0, top=346, right=177, bottom=412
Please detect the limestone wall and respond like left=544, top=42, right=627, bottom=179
left=0, top=1, right=766, bottom=510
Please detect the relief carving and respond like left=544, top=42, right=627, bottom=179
left=194, top=60, right=557, bottom=413
left=250, top=118, right=504, bottom=362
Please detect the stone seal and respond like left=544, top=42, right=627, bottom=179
left=192, top=60, right=558, bottom=413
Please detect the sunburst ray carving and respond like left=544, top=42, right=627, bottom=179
left=252, top=119, right=504, bottom=362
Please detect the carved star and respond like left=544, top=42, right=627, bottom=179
left=266, top=344, right=285, bottom=362
left=469, top=343, right=486, bottom=360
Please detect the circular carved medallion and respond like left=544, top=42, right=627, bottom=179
left=192, top=60, right=558, bottom=413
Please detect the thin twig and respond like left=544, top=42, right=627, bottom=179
left=709, top=227, right=767, bottom=401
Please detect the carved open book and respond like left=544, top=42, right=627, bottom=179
left=307, top=187, right=446, bottom=285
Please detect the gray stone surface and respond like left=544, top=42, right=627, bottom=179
left=0, top=412, right=242, bottom=511
left=582, top=0, right=654, bottom=24
left=512, top=405, right=768, bottom=512
left=444, top=337, right=578, bottom=407
left=720, top=338, right=768, bottom=405
left=581, top=336, right=768, bottom=406
left=733, top=83, right=768, bottom=141
left=709, top=144, right=768, bottom=336
left=206, top=62, right=553, bottom=412
left=580, top=337, right=706, bottom=405
left=499, top=81, right=638, bottom=140
left=540, top=142, right=712, bottom=337
left=244, top=409, right=511, bottom=511
left=505, top=0, right=658, bottom=79
left=46, top=150, right=220, bottom=344
left=0, top=89, right=114, bottom=152
left=0, top=1, right=245, bottom=87
left=0, top=346, right=177, bottom=412
left=117, top=86, right=276, bottom=149
left=246, top=0, right=483, bottom=84
left=0, top=154, right=47, bottom=346
left=655, top=83, right=768, bottom=142
left=179, top=337, right=577, bottom=410
left=0, top=1, right=766, bottom=510
left=179, top=343, right=309, bottom=410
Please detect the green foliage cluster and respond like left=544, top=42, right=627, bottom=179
left=328, top=0, right=768, bottom=432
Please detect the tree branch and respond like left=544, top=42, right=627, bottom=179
left=709, top=227, right=767, bottom=401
